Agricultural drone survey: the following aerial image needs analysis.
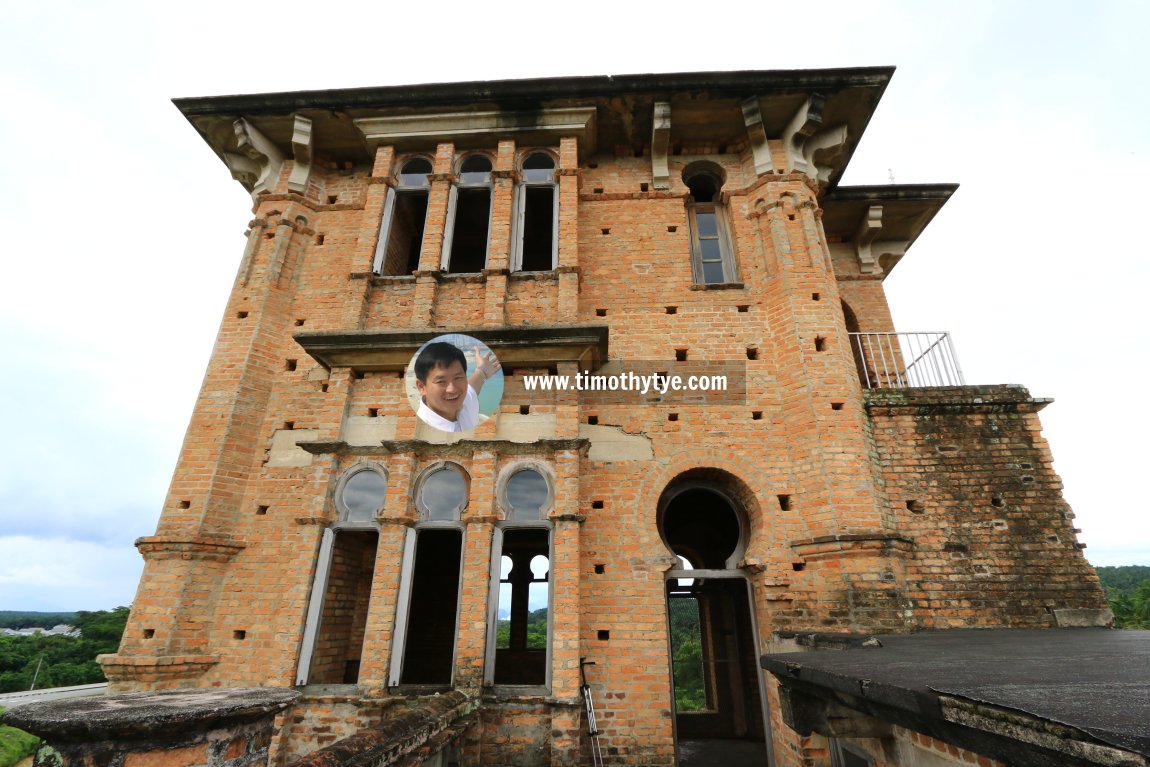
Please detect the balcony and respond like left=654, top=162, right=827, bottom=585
left=849, top=332, right=965, bottom=389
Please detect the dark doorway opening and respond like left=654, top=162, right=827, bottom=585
left=400, top=529, right=462, bottom=684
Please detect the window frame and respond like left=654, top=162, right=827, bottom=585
left=441, top=153, right=494, bottom=273
left=484, top=461, right=556, bottom=690
left=388, top=461, right=470, bottom=688
left=332, top=461, right=390, bottom=527
left=373, top=156, right=433, bottom=275
left=510, top=150, right=559, bottom=272
left=295, top=463, right=387, bottom=686
left=686, top=199, right=737, bottom=285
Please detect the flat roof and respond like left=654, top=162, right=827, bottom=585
left=173, top=67, right=895, bottom=116
left=762, top=629, right=1150, bottom=759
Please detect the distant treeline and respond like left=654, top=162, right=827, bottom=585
left=0, top=607, right=128, bottom=693
left=0, top=612, right=77, bottom=630
left=1095, top=566, right=1150, bottom=629
left=1095, top=565, right=1150, bottom=598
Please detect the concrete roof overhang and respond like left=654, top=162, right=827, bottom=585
left=762, top=628, right=1150, bottom=767
left=173, top=67, right=895, bottom=189
left=294, top=325, right=609, bottom=374
left=821, top=183, right=959, bottom=276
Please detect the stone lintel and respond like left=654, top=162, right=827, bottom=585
left=295, top=325, right=609, bottom=373
left=354, top=108, right=597, bottom=158
left=297, top=438, right=590, bottom=458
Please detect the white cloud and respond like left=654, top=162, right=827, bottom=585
left=0, top=537, right=143, bottom=612
left=0, top=0, right=1146, bottom=621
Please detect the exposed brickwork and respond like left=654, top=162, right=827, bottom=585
left=101, top=71, right=1108, bottom=766
left=865, top=386, right=1106, bottom=628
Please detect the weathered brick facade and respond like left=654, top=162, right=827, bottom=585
left=95, top=69, right=1107, bottom=766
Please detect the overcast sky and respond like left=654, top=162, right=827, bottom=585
left=1, top=1, right=1146, bottom=612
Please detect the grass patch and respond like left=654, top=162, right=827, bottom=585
left=0, top=707, right=40, bottom=767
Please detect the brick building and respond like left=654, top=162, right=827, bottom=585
left=89, top=68, right=1113, bottom=765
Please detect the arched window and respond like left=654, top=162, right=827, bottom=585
left=336, top=464, right=388, bottom=524
left=443, top=154, right=494, bottom=273
left=374, top=156, right=432, bottom=275
left=415, top=462, right=469, bottom=522
left=296, top=462, right=386, bottom=686
left=504, top=467, right=551, bottom=521
left=390, top=461, right=470, bottom=687
left=487, top=463, right=554, bottom=687
left=513, top=151, right=558, bottom=272
left=683, top=162, right=737, bottom=285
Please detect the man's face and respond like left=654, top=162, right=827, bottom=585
left=416, top=360, right=468, bottom=421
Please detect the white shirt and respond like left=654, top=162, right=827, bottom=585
left=416, top=384, right=481, bottom=432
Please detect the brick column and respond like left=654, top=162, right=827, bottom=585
left=549, top=448, right=583, bottom=701
left=346, top=145, right=394, bottom=329
left=484, top=140, right=515, bottom=325
left=411, top=143, right=454, bottom=327
left=751, top=179, right=906, bottom=631
left=557, top=137, right=580, bottom=321
left=357, top=453, right=417, bottom=689
left=455, top=449, right=497, bottom=688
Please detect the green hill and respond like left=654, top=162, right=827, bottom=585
left=0, top=612, right=77, bottom=630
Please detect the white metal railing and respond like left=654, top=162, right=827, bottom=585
left=849, top=332, right=965, bottom=389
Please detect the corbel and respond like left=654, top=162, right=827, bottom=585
left=803, top=124, right=850, bottom=187
left=740, top=97, right=773, bottom=176
left=853, top=205, right=909, bottom=275
left=287, top=115, right=314, bottom=194
left=855, top=205, right=883, bottom=274
left=226, top=118, right=285, bottom=197
left=781, top=95, right=851, bottom=187
left=651, top=101, right=672, bottom=191
left=781, top=94, right=826, bottom=175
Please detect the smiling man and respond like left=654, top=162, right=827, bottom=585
left=414, top=341, right=501, bottom=432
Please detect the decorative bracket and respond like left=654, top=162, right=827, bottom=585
left=287, top=115, right=314, bottom=194
left=651, top=101, right=671, bottom=191
left=782, top=95, right=850, bottom=187
left=224, top=119, right=284, bottom=197
left=854, top=205, right=909, bottom=275
left=740, top=97, right=773, bottom=176
left=855, top=205, right=883, bottom=274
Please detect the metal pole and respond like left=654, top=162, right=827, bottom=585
left=580, top=657, right=605, bottom=767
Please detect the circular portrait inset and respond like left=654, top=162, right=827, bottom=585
left=406, top=334, right=504, bottom=433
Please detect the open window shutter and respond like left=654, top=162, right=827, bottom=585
left=295, top=527, right=336, bottom=685
left=387, top=528, right=419, bottom=687
left=510, top=185, right=525, bottom=271
left=440, top=185, right=459, bottom=270
left=371, top=187, right=397, bottom=274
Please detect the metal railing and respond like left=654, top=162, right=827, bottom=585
left=849, top=332, right=965, bottom=389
